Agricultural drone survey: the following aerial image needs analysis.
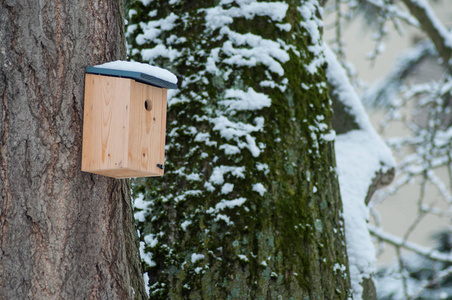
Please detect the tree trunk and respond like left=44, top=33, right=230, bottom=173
left=127, top=1, right=351, bottom=298
left=0, top=1, right=146, bottom=299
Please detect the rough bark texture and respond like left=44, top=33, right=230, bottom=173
left=128, top=1, right=351, bottom=298
left=0, top=1, right=146, bottom=299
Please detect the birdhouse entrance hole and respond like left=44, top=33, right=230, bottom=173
left=145, top=99, right=152, bottom=111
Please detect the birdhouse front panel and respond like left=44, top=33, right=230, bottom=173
left=128, top=80, right=167, bottom=176
left=81, top=74, right=167, bottom=178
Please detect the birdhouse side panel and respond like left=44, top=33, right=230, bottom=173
left=82, top=74, right=132, bottom=173
left=82, top=74, right=99, bottom=172
left=128, top=81, right=167, bottom=176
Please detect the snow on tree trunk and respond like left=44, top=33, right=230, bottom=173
left=0, top=1, right=147, bottom=299
left=326, top=45, right=395, bottom=300
left=127, top=0, right=351, bottom=298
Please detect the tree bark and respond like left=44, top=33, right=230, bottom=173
left=0, top=1, right=146, bottom=299
left=128, top=1, right=351, bottom=298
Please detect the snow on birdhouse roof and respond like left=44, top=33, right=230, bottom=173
left=86, top=60, right=178, bottom=89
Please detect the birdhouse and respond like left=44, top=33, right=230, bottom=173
left=81, top=61, right=178, bottom=178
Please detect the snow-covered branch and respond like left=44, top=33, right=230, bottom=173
left=401, top=0, right=452, bottom=66
left=369, top=225, right=452, bottom=263
left=362, top=40, right=435, bottom=108
left=362, top=0, right=419, bottom=27
left=326, top=44, right=395, bottom=300
left=409, top=265, right=452, bottom=299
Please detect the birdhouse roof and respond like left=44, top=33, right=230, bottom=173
left=86, top=61, right=178, bottom=89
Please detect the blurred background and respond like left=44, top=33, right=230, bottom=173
left=325, top=0, right=452, bottom=268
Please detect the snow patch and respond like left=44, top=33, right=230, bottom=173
left=144, top=233, right=158, bottom=248
left=204, top=1, right=288, bottom=30
left=238, top=254, right=249, bottom=262
left=298, top=0, right=325, bottom=74
left=140, top=0, right=153, bottom=6
left=133, top=193, right=148, bottom=222
left=221, top=183, right=234, bottom=194
left=94, top=60, right=177, bottom=84
left=181, top=220, right=192, bottom=231
left=191, top=253, right=205, bottom=264
left=221, top=88, right=271, bottom=112
left=141, top=45, right=182, bottom=62
left=220, top=29, right=290, bottom=76
left=209, top=166, right=246, bottom=185
left=252, top=183, right=267, bottom=196
left=206, top=198, right=247, bottom=214
left=212, top=116, right=265, bottom=157
left=214, top=214, right=233, bottom=225
left=143, top=272, right=150, bottom=297
left=140, top=241, right=156, bottom=267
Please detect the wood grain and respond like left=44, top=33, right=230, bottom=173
left=82, top=74, right=166, bottom=178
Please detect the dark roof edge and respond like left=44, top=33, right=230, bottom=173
left=86, top=66, right=178, bottom=89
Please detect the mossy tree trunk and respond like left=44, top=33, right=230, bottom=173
left=0, top=1, right=146, bottom=299
left=127, top=0, right=351, bottom=298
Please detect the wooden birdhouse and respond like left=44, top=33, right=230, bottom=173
left=81, top=61, right=178, bottom=178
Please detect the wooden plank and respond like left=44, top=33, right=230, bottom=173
left=88, top=168, right=161, bottom=178
left=148, top=85, right=165, bottom=176
left=159, top=88, right=167, bottom=175
left=81, top=74, right=99, bottom=172
left=128, top=81, right=166, bottom=176
left=82, top=74, right=131, bottom=174
left=100, top=76, right=131, bottom=171
left=127, top=80, right=144, bottom=172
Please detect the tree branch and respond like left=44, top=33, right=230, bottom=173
left=369, top=225, right=452, bottom=263
left=401, top=0, right=452, bottom=66
left=362, top=0, right=419, bottom=27
left=409, top=265, right=452, bottom=299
